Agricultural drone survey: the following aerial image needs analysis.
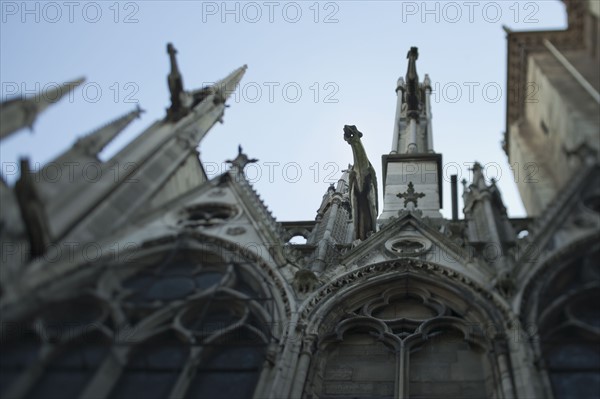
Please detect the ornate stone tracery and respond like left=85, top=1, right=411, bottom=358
left=302, top=273, right=506, bottom=398
left=0, top=240, right=288, bottom=399
left=520, top=239, right=600, bottom=399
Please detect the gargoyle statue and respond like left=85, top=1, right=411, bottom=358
left=343, top=125, right=379, bottom=241
left=166, top=43, right=188, bottom=122
left=165, top=43, right=214, bottom=122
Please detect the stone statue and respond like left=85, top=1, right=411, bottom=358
left=343, top=125, right=378, bottom=241
left=404, top=47, right=421, bottom=120
left=166, top=43, right=188, bottom=122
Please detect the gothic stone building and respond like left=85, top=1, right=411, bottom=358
left=0, top=1, right=598, bottom=398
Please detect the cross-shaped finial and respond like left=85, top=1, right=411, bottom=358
left=396, top=181, right=425, bottom=208
left=226, top=145, right=258, bottom=172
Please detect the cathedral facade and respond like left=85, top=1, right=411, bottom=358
left=1, top=1, right=598, bottom=398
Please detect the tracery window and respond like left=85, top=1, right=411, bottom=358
left=408, top=331, right=492, bottom=398
left=0, top=245, right=279, bottom=399
left=310, top=283, right=498, bottom=399
left=0, top=295, right=111, bottom=399
left=537, top=247, right=600, bottom=399
left=27, top=331, right=110, bottom=399
left=109, top=332, right=189, bottom=399
left=185, top=328, right=268, bottom=399
left=0, top=327, right=41, bottom=395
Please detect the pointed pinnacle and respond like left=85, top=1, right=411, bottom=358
left=39, top=77, right=85, bottom=114
left=423, top=74, right=431, bottom=89
left=211, top=65, right=248, bottom=104
left=75, top=106, right=144, bottom=156
left=0, top=77, right=85, bottom=140
left=396, top=77, right=406, bottom=93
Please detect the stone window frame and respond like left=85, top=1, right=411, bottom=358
left=0, top=294, right=114, bottom=399
left=0, top=242, right=283, bottom=399
left=305, top=280, right=505, bottom=399
left=522, top=242, right=600, bottom=399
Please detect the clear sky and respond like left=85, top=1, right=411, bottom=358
left=1, top=1, right=567, bottom=221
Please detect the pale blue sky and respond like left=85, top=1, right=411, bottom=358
left=1, top=1, right=567, bottom=221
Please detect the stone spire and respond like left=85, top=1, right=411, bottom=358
left=31, top=106, right=144, bottom=201
left=12, top=44, right=248, bottom=250
left=0, top=77, right=85, bottom=140
left=310, top=169, right=352, bottom=272
left=462, top=162, right=516, bottom=292
left=74, top=105, right=144, bottom=157
left=380, top=47, right=443, bottom=221
left=391, top=47, right=434, bottom=154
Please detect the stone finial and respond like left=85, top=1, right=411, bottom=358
left=226, top=145, right=258, bottom=172
left=396, top=77, right=406, bottom=94
left=404, top=47, right=421, bottom=120
left=423, top=74, right=432, bottom=89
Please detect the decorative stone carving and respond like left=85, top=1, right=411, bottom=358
left=385, top=236, right=431, bottom=257
left=396, top=182, right=425, bottom=208
left=226, top=145, right=258, bottom=172
left=391, top=240, right=424, bottom=254
left=177, top=203, right=237, bottom=228
left=293, top=269, right=319, bottom=294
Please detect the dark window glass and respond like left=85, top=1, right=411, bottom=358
left=194, top=272, right=223, bottom=289
left=40, top=297, right=104, bottom=342
left=570, top=293, right=600, bottom=328
left=145, top=277, right=195, bottom=301
left=186, top=330, right=266, bottom=399
left=545, top=332, right=600, bottom=399
left=186, top=371, right=259, bottom=399
left=109, top=333, right=188, bottom=399
left=122, top=253, right=228, bottom=304
left=0, top=330, right=40, bottom=395
left=162, top=259, right=197, bottom=276
left=26, top=333, right=109, bottom=399
left=539, top=250, right=600, bottom=399
left=546, top=342, right=600, bottom=370
left=549, top=372, right=600, bottom=399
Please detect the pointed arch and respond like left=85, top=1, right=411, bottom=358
left=298, top=259, right=512, bottom=398
left=0, top=232, right=293, bottom=399
left=520, top=236, right=600, bottom=399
